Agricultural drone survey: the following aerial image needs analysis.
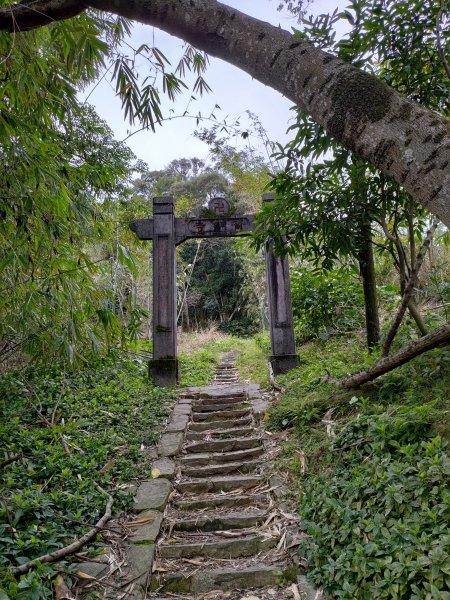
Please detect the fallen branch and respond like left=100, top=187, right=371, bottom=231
left=12, top=486, right=113, bottom=577
left=340, top=324, right=450, bottom=388
left=0, top=453, right=23, bottom=468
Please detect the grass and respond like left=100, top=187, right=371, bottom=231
left=234, top=333, right=270, bottom=388
left=0, top=354, right=173, bottom=599
left=177, top=329, right=270, bottom=388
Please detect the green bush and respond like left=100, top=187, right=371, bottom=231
left=299, top=410, right=450, bottom=599
left=290, top=268, right=364, bottom=342
left=218, top=317, right=259, bottom=337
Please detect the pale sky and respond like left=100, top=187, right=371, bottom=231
left=83, top=0, right=342, bottom=170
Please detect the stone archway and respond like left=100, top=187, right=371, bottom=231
left=130, top=193, right=299, bottom=386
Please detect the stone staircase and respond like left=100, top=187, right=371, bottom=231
left=150, top=355, right=309, bottom=598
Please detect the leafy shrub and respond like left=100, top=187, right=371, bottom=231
left=299, top=410, right=450, bottom=599
left=290, top=268, right=364, bottom=342
left=218, top=316, right=259, bottom=337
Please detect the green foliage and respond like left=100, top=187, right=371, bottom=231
left=265, top=332, right=449, bottom=598
left=180, top=239, right=251, bottom=327
left=218, top=317, right=259, bottom=337
left=290, top=268, right=364, bottom=342
left=0, top=355, right=171, bottom=598
left=300, top=421, right=450, bottom=598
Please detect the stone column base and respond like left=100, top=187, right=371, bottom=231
left=270, top=354, right=300, bottom=375
left=149, top=358, right=179, bottom=387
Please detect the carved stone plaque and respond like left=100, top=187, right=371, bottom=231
left=208, top=196, right=230, bottom=215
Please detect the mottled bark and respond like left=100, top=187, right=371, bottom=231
left=0, top=0, right=449, bottom=225
left=340, top=324, right=450, bottom=388
left=358, top=236, right=380, bottom=351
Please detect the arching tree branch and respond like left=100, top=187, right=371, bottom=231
left=0, top=0, right=86, bottom=31
left=0, top=0, right=449, bottom=225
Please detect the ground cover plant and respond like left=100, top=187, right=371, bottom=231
left=0, top=355, right=172, bottom=599
left=269, top=333, right=450, bottom=599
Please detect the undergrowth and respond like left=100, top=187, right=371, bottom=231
left=268, top=334, right=450, bottom=599
left=0, top=355, right=172, bottom=599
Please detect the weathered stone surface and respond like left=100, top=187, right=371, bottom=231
left=179, top=446, right=263, bottom=466
left=165, top=414, right=189, bottom=433
left=133, top=478, right=172, bottom=512
left=173, top=509, right=267, bottom=531
left=188, top=416, right=253, bottom=432
left=176, top=474, right=262, bottom=494
left=181, top=383, right=248, bottom=398
left=192, top=408, right=252, bottom=422
left=186, top=425, right=255, bottom=440
left=151, top=457, right=176, bottom=479
left=158, top=431, right=184, bottom=457
left=129, top=510, right=163, bottom=544
left=75, top=560, right=109, bottom=579
left=174, top=493, right=270, bottom=511
left=185, top=436, right=261, bottom=454
left=152, top=563, right=295, bottom=594
left=172, top=404, right=191, bottom=416
left=125, top=543, right=155, bottom=600
left=159, top=534, right=277, bottom=559
left=182, top=458, right=261, bottom=478
left=192, top=401, right=249, bottom=412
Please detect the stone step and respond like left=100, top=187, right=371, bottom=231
left=173, top=493, right=270, bottom=511
left=172, top=509, right=268, bottom=531
left=192, top=408, right=252, bottom=423
left=176, top=474, right=263, bottom=494
left=185, top=436, right=261, bottom=454
left=182, top=459, right=260, bottom=478
left=188, top=416, right=253, bottom=432
left=152, top=562, right=296, bottom=594
left=194, top=393, right=247, bottom=405
left=192, top=401, right=249, bottom=413
left=158, top=533, right=277, bottom=559
left=179, top=446, right=263, bottom=466
left=194, top=396, right=246, bottom=407
left=185, top=426, right=255, bottom=441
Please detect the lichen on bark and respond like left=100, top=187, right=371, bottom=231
left=326, top=68, right=394, bottom=141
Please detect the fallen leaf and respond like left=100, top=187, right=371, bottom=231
left=54, top=574, right=75, bottom=599
left=151, top=467, right=161, bottom=478
left=75, top=571, right=97, bottom=580
left=130, top=513, right=156, bottom=526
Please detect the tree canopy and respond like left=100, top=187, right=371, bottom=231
left=0, top=0, right=448, bottom=225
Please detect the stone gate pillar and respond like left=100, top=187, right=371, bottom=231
left=263, top=193, right=300, bottom=375
left=149, top=197, right=179, bottom=386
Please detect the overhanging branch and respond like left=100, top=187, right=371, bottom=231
left=0, top=0, right=86, bottom=31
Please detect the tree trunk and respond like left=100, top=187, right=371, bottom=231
left=382, top=221, right=438, bottom=356
left=340, top=324, right=450, bottom=388
left=407, top=299, right=428, bottom=336
left=358, top=235, right=380, bottom=351
left=1, top=0, right=449, bottom=226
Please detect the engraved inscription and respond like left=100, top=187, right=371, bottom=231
left=187, top=217, right=252, bottom=237
left=157, top=236, right=170, bottom=330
